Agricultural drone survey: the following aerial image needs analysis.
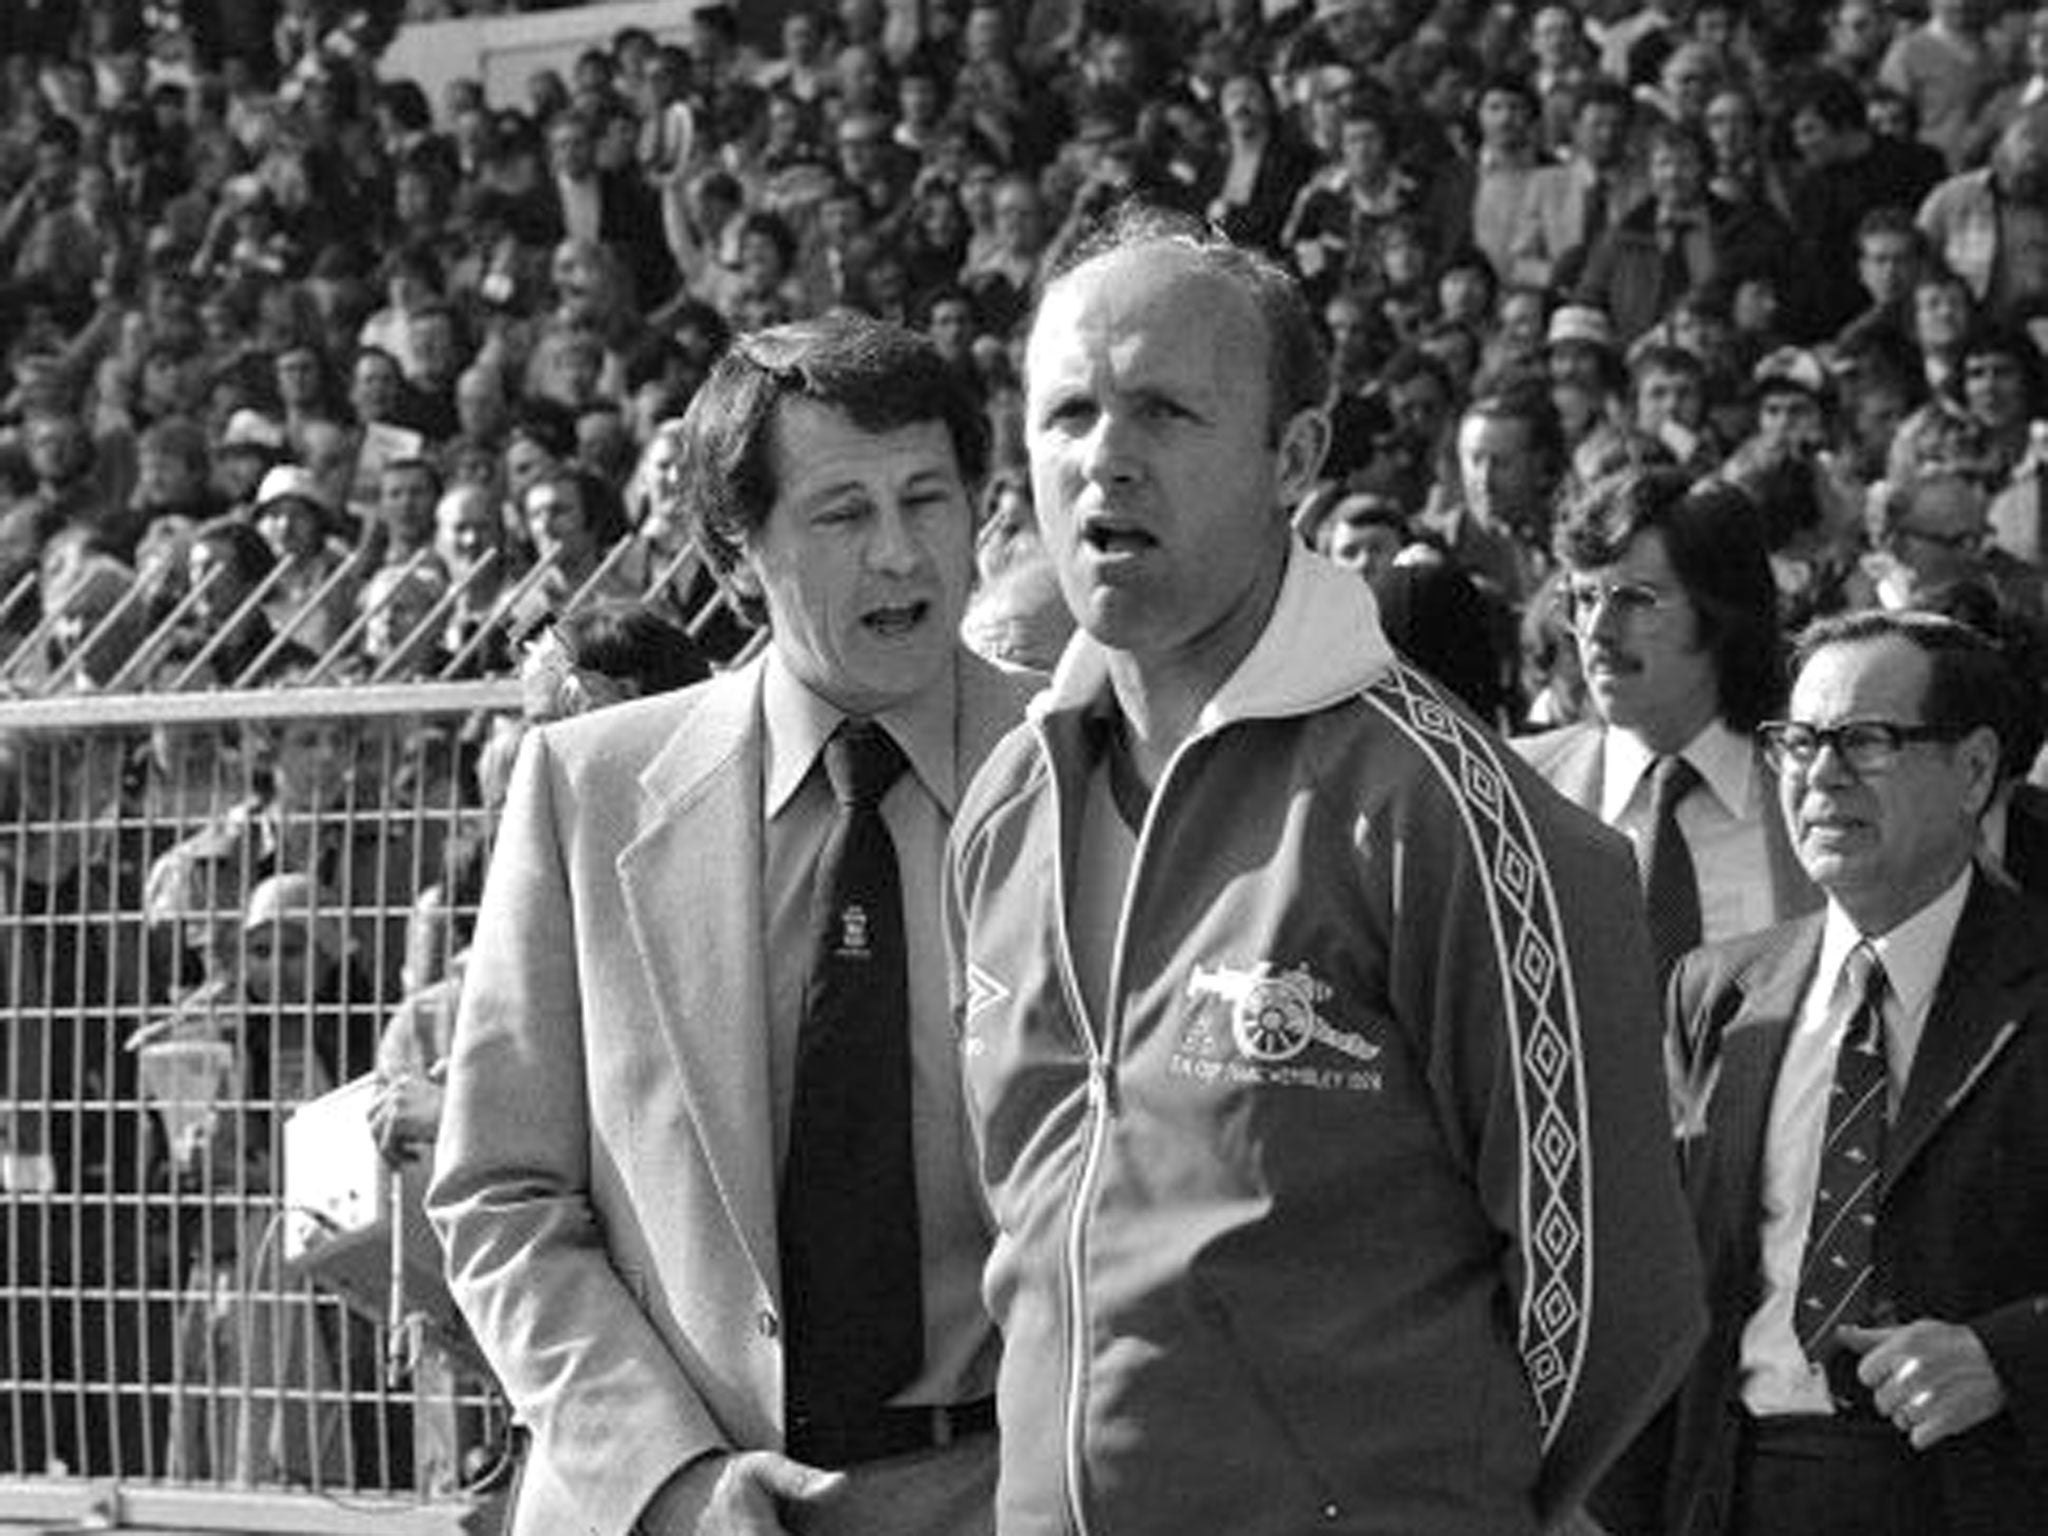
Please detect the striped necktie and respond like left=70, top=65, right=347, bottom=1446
left=1794, top=942, right=1890, bottom=1413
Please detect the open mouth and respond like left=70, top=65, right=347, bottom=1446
left=1081, top=520, right=1157, bottom=557
left=1801, top=811, right=1864, bottom=838
left=862, top=601, right=929, bottom=637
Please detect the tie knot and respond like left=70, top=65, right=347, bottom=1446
left=824, top=720, right=906, bottom=809
left=1842, top=942, right=1888, bottom=1012
left=1651, top=754, right=1702, bottom=811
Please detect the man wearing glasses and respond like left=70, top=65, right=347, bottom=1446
left=1519, top=469, right=1820, bottom=985
left=1593, top=609, right=2048, bottom=1536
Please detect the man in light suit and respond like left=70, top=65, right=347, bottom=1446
left=1518, top=469, right=1820, bottom=981
left=1593, top=609, right=2048, bottom=1535
left=1509, top=79, right=1641, bottom=293
left=429, top=314, right=1034, bottom=1536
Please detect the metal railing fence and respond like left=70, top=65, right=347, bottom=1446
left=0, top=682, right=521, bottom=1534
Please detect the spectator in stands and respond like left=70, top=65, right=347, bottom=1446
left=0, top=407, right=117, bottom=599
left=1578, top=119, right=1787, bottom=346
left=179, top=514, right=315, bottom=686
left=253, top=463, right=356, bottom=658
left=1510, top=78, right=1640, bottom=293
left=1835, top=208, right=1930, bottom=355
left=163, top=869, right=382, bottom=1488
left=39, top=551, right=144, bottom=691
left=0, top=117, right=102, bottom=328
left=1877, top=0, right=1998, bottom=171
left=1819, top=0, right=1895, bottom=88
left=1467, top=73, right=1546, bottom=286
left=372, top=454, right=443, bottom=571
left=961, top=171, right=1045, bottom=341
left=1318, top=482, right=1416, bottom=575
left=1419, top=381, right=1568, bottom=611
left=1206, top=68, right=1317, bottom=258
left=539, top=107, right=673, bottom=310
left=358, top=561, right=453, bottom=681
left=1916, top=103, right=2048, bottom=322
left=1909, top=261, right=1979, bottom=404
left=515, top=598, right=709, bottom=728
left=512, top=461, right=639, bottom=633
left=210, top=408, right=291, bottom=513
left=127, top=416, right=224, bottom=556
left=1283, top=94, right=1420, bottom=310
left=1853, top=464, right=2045, bottom=623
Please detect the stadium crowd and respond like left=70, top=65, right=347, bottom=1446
left=0, top=0, right=2046, bottom=713
left=5, top=0, right=2048, bottom=1515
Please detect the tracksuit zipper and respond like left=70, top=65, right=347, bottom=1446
left=1043, top=719, right=1185, bottom=1536
left=1044, top=728, right=1109, bottom=1536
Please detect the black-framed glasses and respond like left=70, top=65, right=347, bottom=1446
left=1555, top=578, right=1676, bottom=632
left=1757, top=718, right=1963, bottom=776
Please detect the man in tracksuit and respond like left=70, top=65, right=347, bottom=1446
left=947, top=206, right=1706, bottom=1536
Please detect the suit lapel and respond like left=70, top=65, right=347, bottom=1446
left=1694, top=921, right=1820, bottom=1211
left=608, top=651, right=1033, bottom=1301
left=1883, top=879, right=2040, bottom=1198
left=617, top=662, right=780, bottom=1293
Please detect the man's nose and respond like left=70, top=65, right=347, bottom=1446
left=866, top=504, right=925, bottom=573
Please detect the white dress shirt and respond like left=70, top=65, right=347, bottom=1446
left=1602, top=720, right=1776, bottom=946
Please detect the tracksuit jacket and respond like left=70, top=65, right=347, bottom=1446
left=948, top=549, right=1706, bottom=1536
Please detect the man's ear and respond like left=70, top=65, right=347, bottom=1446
left=1958, top=724, right=2003, bottom=821
left=1276, top=406, right=1332, bottom=509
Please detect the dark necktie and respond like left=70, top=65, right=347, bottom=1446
left=1657, top=217, right=1695, bottom=299
left=1643, top=755, right=1703, bottom=985
left=1583, top=175, right=1610, bottom=246
left=1795, top=943, right=1890, bottom=1415
left=779, top=720, right=924, bottom=1452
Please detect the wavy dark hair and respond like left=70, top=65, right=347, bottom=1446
left=1554, top=467, right=1785, bottom=730
left=676, top=311, right=989, bottom=627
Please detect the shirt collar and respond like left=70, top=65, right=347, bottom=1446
left=1817, top=864, right=1974, bottom=1023
left=1035, top=543, right=1396, bottom=732
left=760, top=645, right=960, bottom=817
left=1601, top=718, right=1755, bottom=823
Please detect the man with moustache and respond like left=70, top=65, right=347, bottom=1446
left=947, top=206, right=1702, bottom=1536
left=1519, top=469, right=1821, bottom=985
left=431, top=315, right=1031, bottom=1536
left=1594, top=611, right=2048, bottom=1535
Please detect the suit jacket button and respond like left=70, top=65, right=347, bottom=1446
left=757, top=1310, right=779, bottom=1339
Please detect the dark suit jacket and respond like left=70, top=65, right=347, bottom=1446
left=1514, top=721, right=1822, bottom=939
left=2004, top=782, right=2048, bottom=902
left=1574, top=195, right=1790, bottom=345
left=1596, top=876, right=2048, bottom=1535
left=542, top=170, right=677, bottom=308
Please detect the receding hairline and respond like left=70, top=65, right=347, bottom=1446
left=1029, top=238, right=1275, bottom=376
